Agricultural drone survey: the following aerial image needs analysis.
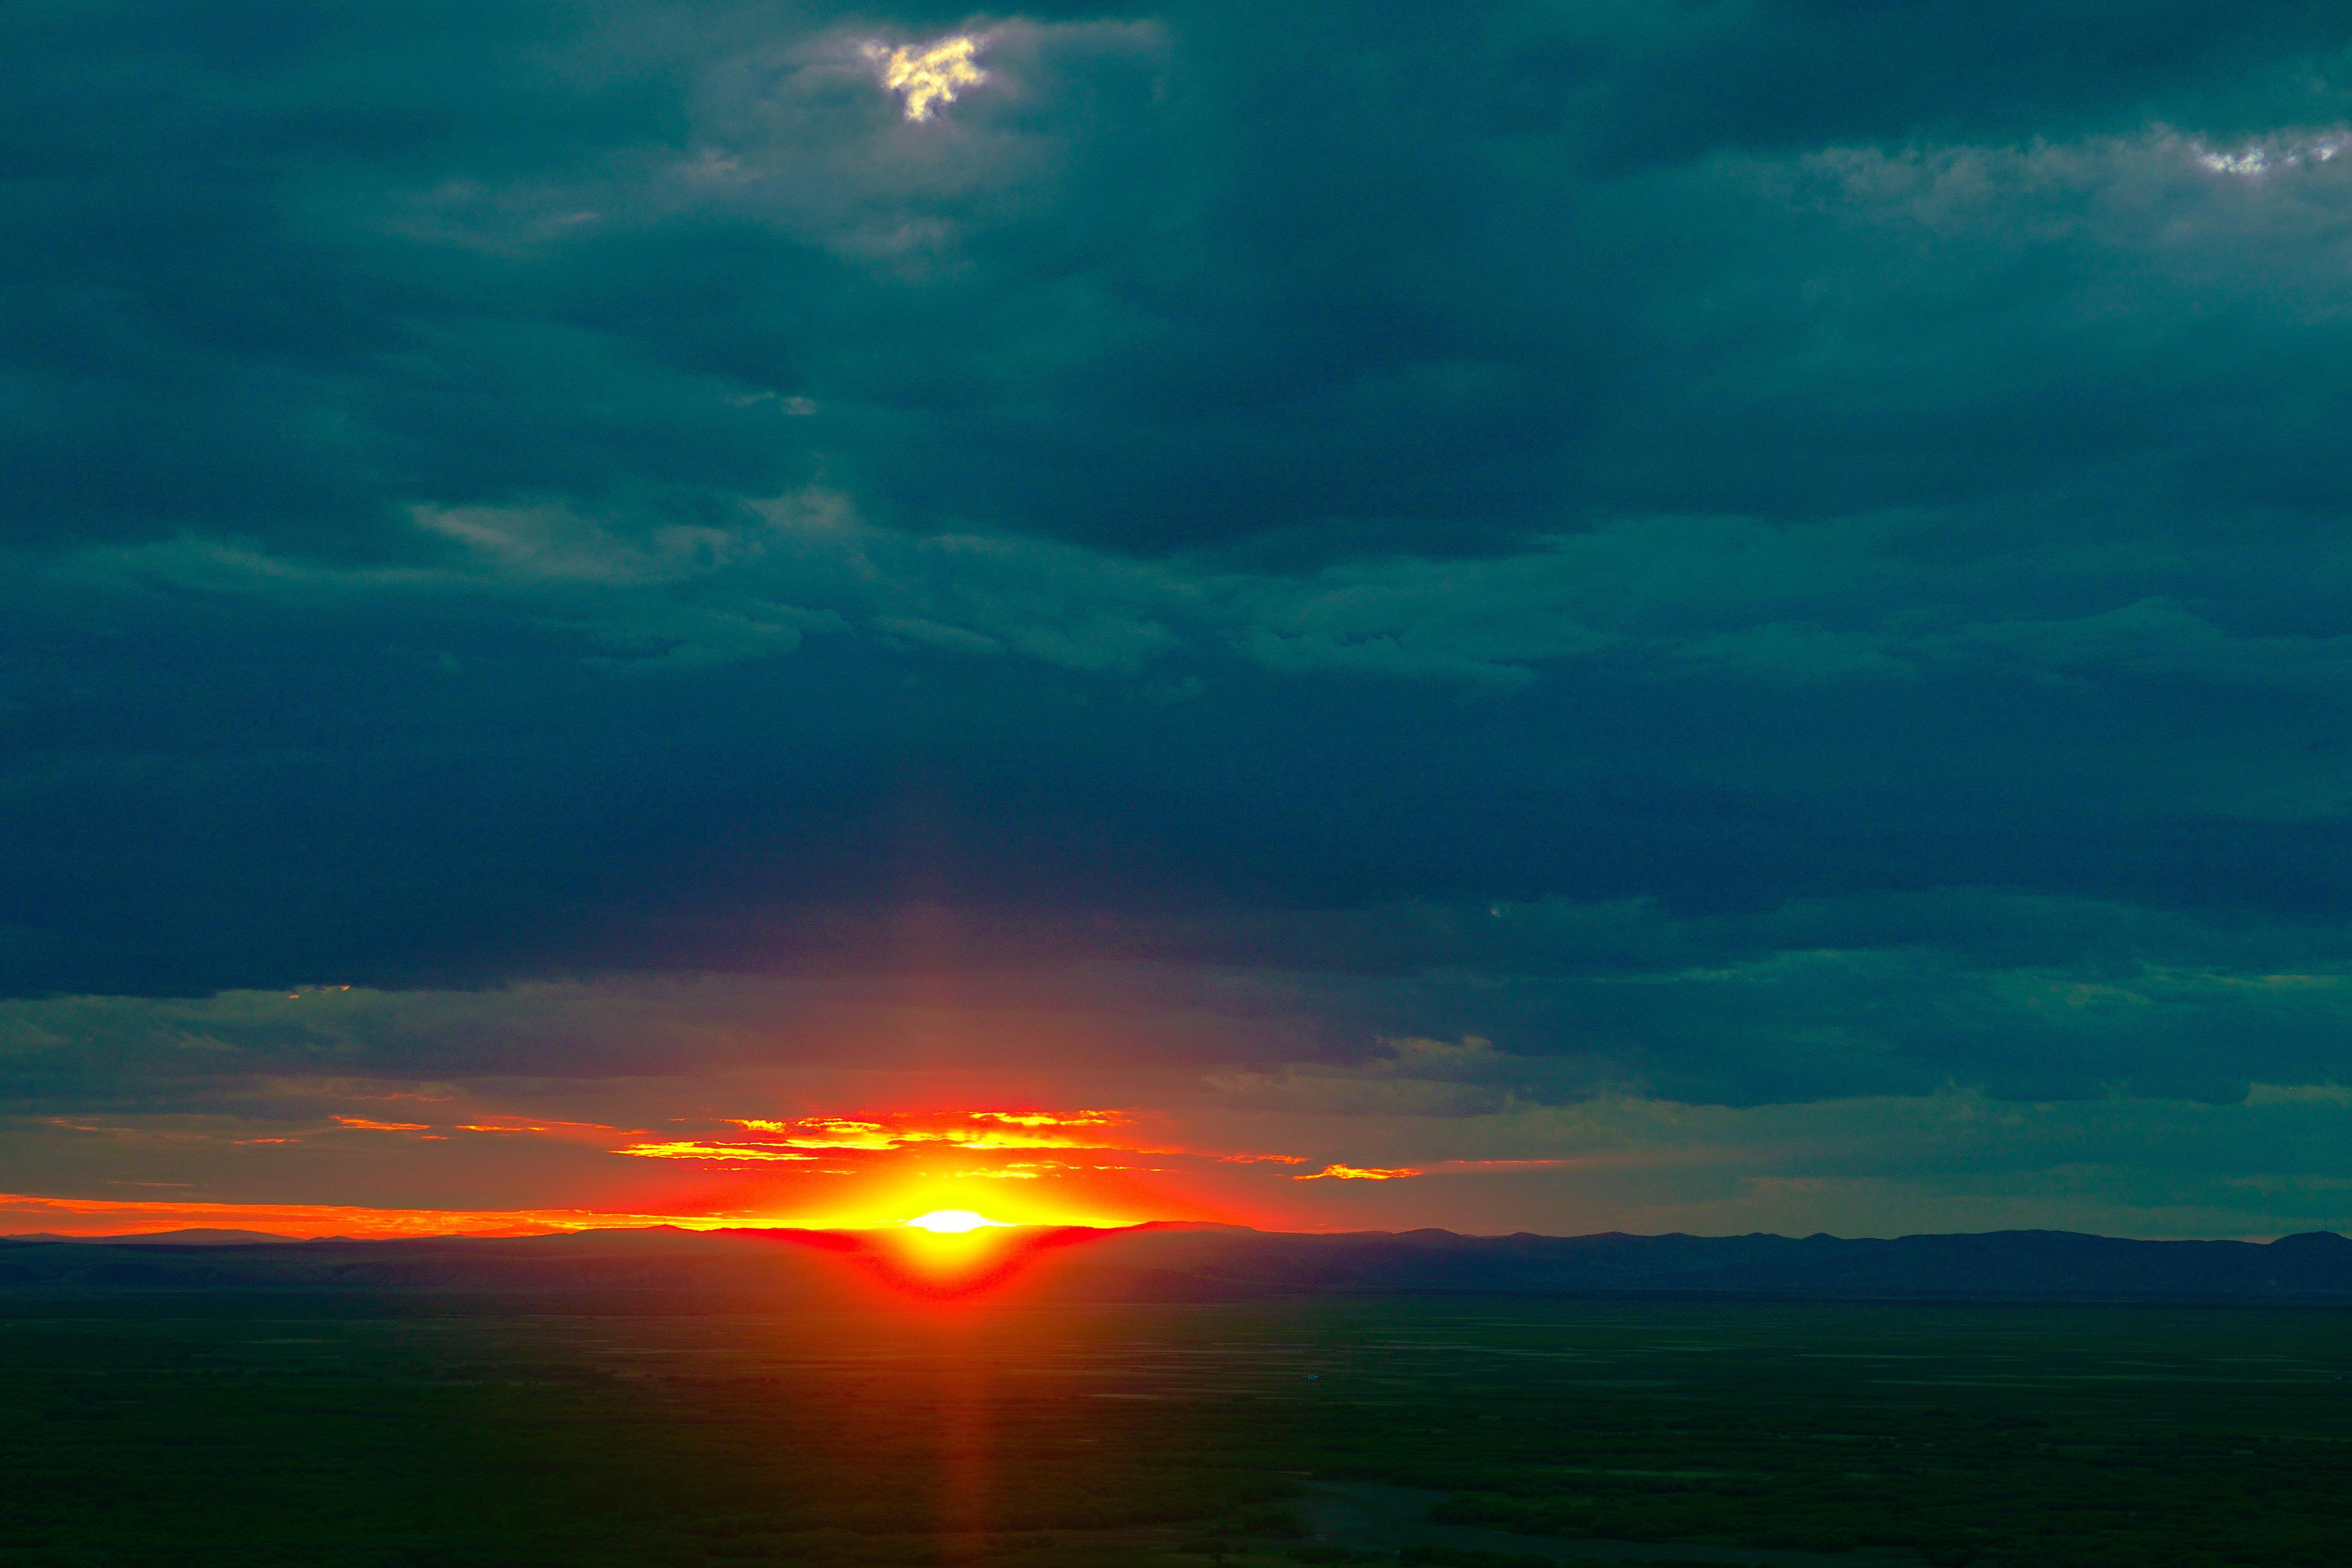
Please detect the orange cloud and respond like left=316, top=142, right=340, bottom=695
left=453, top=1116, right=627, bottom=1137
left=728, top=1117, right=898, bottom=1150
left=1294, top=1164, right=1422, bottom=1181
left=717, top=1110, right=1136, bottom=1153
left=331, top=1116, right=432, bottom=1132
left=614, top=1141, right=817, bottom=1163
left=967, top=1110, right=1121, bottom=1128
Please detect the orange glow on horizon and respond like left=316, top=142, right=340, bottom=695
left=148, top=1098, right=1313, bottom=1231
left=0, top=1182, right=1167, bottom=1247
left=0, top=1191, right=763, bottom=1240
left=2, top=1102, right=1335, bottom=1247
left=0, top=1189, right=1130, bottom=1307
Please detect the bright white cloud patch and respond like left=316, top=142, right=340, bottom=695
left=864, top=35, right=987, bottom=122
left=2192, top=129, right=2350, bottom=176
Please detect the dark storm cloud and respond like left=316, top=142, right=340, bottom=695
left=15, top=0, right=2350, bottom=558
left=8, top=0, right=2352, bottom=1127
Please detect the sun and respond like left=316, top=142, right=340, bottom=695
left=903, top=1209, right=1009, bottom=1234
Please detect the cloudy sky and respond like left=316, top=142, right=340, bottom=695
left=9, top=0, right=2352, bottom=1239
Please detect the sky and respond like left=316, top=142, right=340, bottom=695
left=8, top=0, right=2352, bottom=1240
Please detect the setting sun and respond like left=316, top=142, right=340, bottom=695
left=903, top=1209, right=1008, bottom=1234
left=813, top=1205, right=1112, bottom=1302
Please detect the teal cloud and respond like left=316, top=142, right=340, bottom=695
left=6, top=0, right=2352, bottom=1198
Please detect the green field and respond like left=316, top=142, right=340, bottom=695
left=3, top=1292, right=2348, bottom=1568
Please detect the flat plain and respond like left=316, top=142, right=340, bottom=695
left=3, top=1291, right=2347, bottom=1568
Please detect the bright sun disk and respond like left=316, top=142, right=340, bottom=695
left=903, top=1209, right=1008, bottom=1234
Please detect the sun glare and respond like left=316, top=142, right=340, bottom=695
left=904, top=1209, right=1008, bottom=1234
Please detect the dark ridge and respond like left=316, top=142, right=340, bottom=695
left=2, top=1225, right=2349, bottom=1299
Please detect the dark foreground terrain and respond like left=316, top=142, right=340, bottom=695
left=3, top=1286, right=2348, bottom=1568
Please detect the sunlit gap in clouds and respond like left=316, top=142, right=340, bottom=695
left=2193, top=129, right=2351, bottom=176
left=863, top=34, right=987, bottom=122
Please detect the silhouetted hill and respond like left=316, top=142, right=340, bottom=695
left=2, top=1223, right=2348, bottom=1299
left=0, top=1228, right=298, bottom=1246
left=1090, top=1225, right=2352, bottom=1297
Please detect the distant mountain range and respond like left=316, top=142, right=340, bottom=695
left=4, top=1228, right=307, bottom=1246
left=6, top=1223, right=2352, bottom=1299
